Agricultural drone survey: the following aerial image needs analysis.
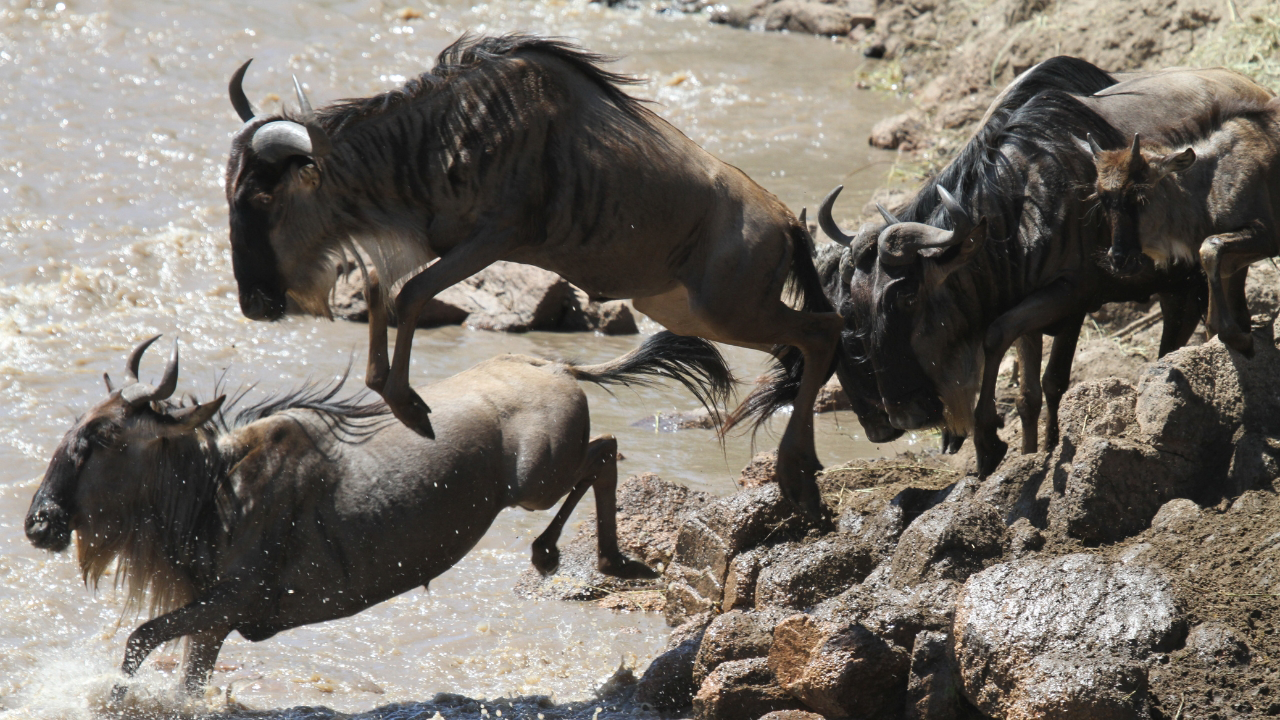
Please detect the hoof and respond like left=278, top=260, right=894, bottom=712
left=599, top=554, right=659, bottom=580
left=531, top=543, right=560, bottom=576
left=390, top=391, right=434, bottom=438
left=106, top=683, right=129, bottom=713
left=1224, top=331, right=1255, bottom=358
left=976, top=436, right=1008, bottom=478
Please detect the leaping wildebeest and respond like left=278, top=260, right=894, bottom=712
left=1085, top=95, right=1280, bottom=356
left=24, top=331, right=732, bottom=701
left=223, top=34, right=841, bottom=518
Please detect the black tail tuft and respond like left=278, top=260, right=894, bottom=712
left=571, top=331, right=737, bottom=424
left=724, top=223, right=839, bottom=437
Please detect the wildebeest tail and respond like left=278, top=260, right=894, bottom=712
left=723, top=222, right=839, bottom=437
left=570, top=331, right=737, bottom=424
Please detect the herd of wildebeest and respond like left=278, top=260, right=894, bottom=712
left=20, top=32, right=1280, bottom=705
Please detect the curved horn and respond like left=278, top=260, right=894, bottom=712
left=876, top=203, right=900, bottom=226
left=229, top=59, right=256, bottom=122
left=1130, top=133, right=1142, bottom=163
left=125, top=334, right=163, bottom=383
left=121, top=339, right=179, bottom=408
left=1086, top=132, right=1104, bottom=157
left=293, top=75, right=314, bottom=117
left=937, top=186, right=973, bottom=236
left=818, top=185, right=856, bottom=247
left=292, top=76, right=332, bottom=158
left=251, top=121, right=316, bottom=164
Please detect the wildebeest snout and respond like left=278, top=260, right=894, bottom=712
left=239, top=288, right=287, bottom=321
left=25, top=502, right=71, bottom=551
left=885, top=395, right=944, bottom=431
left=1107, top=246, right=1148, bottom=278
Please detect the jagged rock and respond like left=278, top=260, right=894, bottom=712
left=906, top=630, right=959, bottom=720
left=769, top=613, right=911, bottom=718
left=665, top=484, right=814, bottom=625
left=1186, top=622, right=1251, bottom=666
left=722, top=546, right=767, bottom=611
left=870, top=112, right=928, bottom=151
left=972, top=452, right=1050, bottom=526
left=693, top=608, right=786, bottom=687
left=561, top=287, right=639, bottom=335
left=692, top=657, right=803, bottom=720
left=1007, top=518, right=1045, bottom=558
left=635, top=613, right=712, bottom=711
left=754, top=534, right=877, bottom=609
left=814, top=375, right=853, bottom=413
left=954, top=554, right=1184, bottom=719
left=517, top=473, right=710, bottom=602
left=756, top=711, right=826, bottom=720
left=888, top=500, right=1007, bottom=588
left=738, top=451, right=778, bottom=488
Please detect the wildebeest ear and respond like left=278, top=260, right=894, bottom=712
left=170, top=395, right=226, bottom=429
left=1153, top=147, right=1196, bottom=181
left=103, top=372, right=114, bottom=393
left=295, top=163, right=321, bottom=191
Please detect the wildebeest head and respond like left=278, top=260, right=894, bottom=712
left=1085, top=133, right=1197, bottom=277
left=226, top=61, right=337, bottom=321
left=824, top=186, right=987, bottom=433
left=25, top=336, right=224, bottom=578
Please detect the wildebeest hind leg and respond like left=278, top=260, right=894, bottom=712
left=1199, top=229, right=1273, bottom=356
left=586, top=436, right=658, bottom=579
left=382, top=240, right=515, bottom=436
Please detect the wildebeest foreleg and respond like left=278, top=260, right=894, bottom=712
left=975, top=280, right=1080, bottom=477
left=1199, top=227, right=1275, bottom=356
left=181, top=630, right=227, bottom=696
left=1014, top=334, right=1043, bottom=454
left=110, top=581, right=244, bottom=705
left=1157, top=288, right=1205, bottom=357
left=382, top=241, right=514, bottom=436
left=1041, top=314, right=1084, bottom=451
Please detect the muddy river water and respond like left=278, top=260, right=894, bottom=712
left=0, top=0, right=910, bottom=715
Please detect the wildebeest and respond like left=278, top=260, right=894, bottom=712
left=816, top=61, right=1247, bottom=475
left=24, top=332, right=731, bottom=701
left=223, top=34, right=841, bottom=518
left=1086, top=96, right=1280, bottom=355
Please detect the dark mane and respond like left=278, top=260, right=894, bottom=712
left=897, top=56, right=1119, bottom=228
left=311, top=33, right=653, bottom=135
left=178, top=370, right=393, bottom=442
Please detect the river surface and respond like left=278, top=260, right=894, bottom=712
left=0, top=0, right=909, bottom=716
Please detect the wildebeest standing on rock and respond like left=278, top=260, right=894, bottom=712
left=23, top=331, right=732, bottom=702
left=820, top=61, right=1267, bottom=476
left=223, top=34, right=841, bottom=518
left=1086, top=95, right=1280, bottom=356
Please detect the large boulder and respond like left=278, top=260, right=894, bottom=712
left=769, top=613, right=911, bottom=718
left=754, top=533, right=878, bottom=609
left=693, top=608, right=787, bottom=687
left=954, top=554, right=1185, bottom=719
left=692, top=657, right=803, bottom=720
left=888, top=500, right=1008, bottom=588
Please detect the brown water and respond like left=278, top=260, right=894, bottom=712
left=0, top=0, right=912, bottom=715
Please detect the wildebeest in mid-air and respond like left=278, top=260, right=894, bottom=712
left=1085, top=95, right=1280, bottom=356
left=817, top=60, right=1261, bottom=476
left=223, top=33, right=841, bottom=519
left=23, top=331, right=732, bottom=701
